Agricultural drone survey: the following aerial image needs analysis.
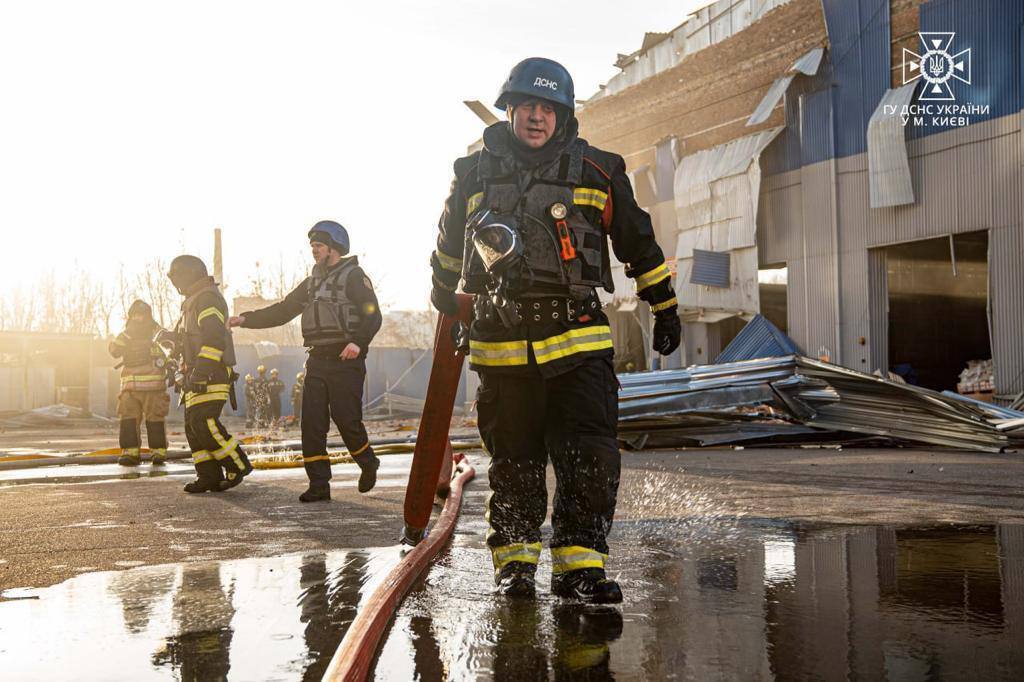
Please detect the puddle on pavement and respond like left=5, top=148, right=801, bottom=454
left=0, top=547, right=405, bottom=681
left=376, top=519, right=1024, bottom=681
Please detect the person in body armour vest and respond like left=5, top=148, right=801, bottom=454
left=229, top=221, right=383, bottom=502
left=430, top=58, right=681, bottom=603
left=107, top=299, right=170, bottom=466
left=168, top=255, right=254, bottom=493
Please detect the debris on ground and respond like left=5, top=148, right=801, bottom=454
left=618, top=355, right=1024, bottom=453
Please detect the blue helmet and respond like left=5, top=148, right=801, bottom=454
left=308, top=220, right=350, bottom=255
left=495, top=57, right=575, bottom=112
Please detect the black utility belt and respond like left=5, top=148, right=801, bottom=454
left=476, top=295, right=602, bottom=323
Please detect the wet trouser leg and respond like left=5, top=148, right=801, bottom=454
left=186, top=400, right=248, bottom=480
left=479, top=371, right=549, bottom=576
left=185, top=403, right=224, bottom=484
left=116, top=391, right=143, bottom=462
left=546, top=357, right=620, bottom=575
left=301, top=361, right=334, bottom=485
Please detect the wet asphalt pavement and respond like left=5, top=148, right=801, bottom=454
left=2, top=446, right=1024, bottom=680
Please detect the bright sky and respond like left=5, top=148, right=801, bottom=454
left=0, top=1, right=707, bottom=314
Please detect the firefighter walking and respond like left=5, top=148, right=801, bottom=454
left=431, top=58, right=680, bottom=602
left=168, top=255, right=253, bottom=493
left=230, top=221, right=383, bottom=502
left=108, top=299, right=170, bottom=466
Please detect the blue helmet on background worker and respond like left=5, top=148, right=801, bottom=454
left=494, top=57, right=576, bottom=112
left=308, top=220, right=349, bottom=256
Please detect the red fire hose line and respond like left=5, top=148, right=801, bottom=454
left=322, top=454, right=476, bottom=682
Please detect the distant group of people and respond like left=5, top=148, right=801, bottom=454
left=106, top=219, right=383, bottom=502
left=243, top=365, right=304, bottom=429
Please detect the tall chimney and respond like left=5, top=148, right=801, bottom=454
left=213, top=228, right=224, bottom=287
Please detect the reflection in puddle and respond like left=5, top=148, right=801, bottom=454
left=379, top=521, right=1024, bottom=680
left=0, top=547, right=404, bottom=680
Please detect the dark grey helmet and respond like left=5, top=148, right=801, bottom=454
left=495, top=57, right=575, bottom=112
left=167, top=255, right=209, bottom=294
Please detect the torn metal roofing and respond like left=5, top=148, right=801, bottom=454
left=746, top=47, right=825, bottom=126
left=867, top=82, right=918, bottom=208
left=618, top=355, right=1022, bottom=452
left=715, top=314, right=802, bottom=363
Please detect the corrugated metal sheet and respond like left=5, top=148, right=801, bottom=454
left=691, top=249, right=731, bottom=287
left=798, top=88, right=840, bottom=359
left=990, top=224, right=1024, bottom=400
left=756, top=169, right=803, bottom=265
left=914, top=0, right=1024, bottom=137
left=867, top=248, right=888, bottom=373
left=748, top=48, right=825, bottom=126
left=715, top=314, right=802, bottom=363
left=675, top=128, right=783, bottom=319
left=867, top=83, right=918, bottom=208
left=821, top=0, right=890, bottom=159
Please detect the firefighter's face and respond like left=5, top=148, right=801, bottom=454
left=510, top=99, right=556, bottom=148
left=310, top=240, right=331, bottom=265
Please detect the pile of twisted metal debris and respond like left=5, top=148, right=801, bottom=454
left=618, top=355, right=1024, bottom=453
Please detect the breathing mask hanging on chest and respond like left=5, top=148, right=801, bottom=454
left=469, top=210, right=524, bottom=327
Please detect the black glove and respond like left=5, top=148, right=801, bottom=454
left=431, top=285, right=459, bottom=316
left=187, top=368, right=210, bottom=394
left=652, top=312, right=681, bottom=356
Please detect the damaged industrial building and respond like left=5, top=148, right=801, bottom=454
left=580, top=0, right=1023, bottom=408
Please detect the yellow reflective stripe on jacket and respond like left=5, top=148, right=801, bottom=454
left=184, top=385, right=230, bottom=407
left=650, top=296, right=678, bottom=313
left=551, top=545, right=607, bottom=574
left=531, top=325, right=613, bottom=365
left=197, top=306, right=225, bottom=324
left=434, top=249, right=463, bottom=273
left=491, top=542, right=543, bottom=571
left=466, top=192, right=483, bottom=215
left=198, top=345, right=224, bottom=362
left=635, top=263, right=670, bottom=292
left=469, top=339, right=529, bottom=367
left=573, top=187, right=608, bottom=211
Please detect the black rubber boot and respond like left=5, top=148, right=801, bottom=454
left=551, top=568, right=623, bottom=604
left=354, top=448, right=379, bottom=494
left=150, top=449, right=167, bottom=466
left=184, top=460, right=225, bottom=494
left=299, top=481, right=331, bottom=503
left=218, top=448, right=254, bottom=491
left=494, top=561, right=537, bottom=598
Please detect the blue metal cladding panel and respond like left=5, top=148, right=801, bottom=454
left=715, top=314, right=803, bottom=363
left=690, top=249, right=731, bottom=288
left=761, top=57, right=835, bottom=176
left=911, top=0, right=1024, bottom=136
left=800, top=89, right=835, bottom=166
left=822, top=0, right=891, bottom=159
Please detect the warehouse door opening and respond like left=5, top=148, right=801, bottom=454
left=883, top=231, right=990, bottom=391
left=758, top=265, right=788, bottom=334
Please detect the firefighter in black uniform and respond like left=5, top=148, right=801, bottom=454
left=229, top=221, right=383, bottom=502
left=431, top=58, right=680, bottom=602
left=267, top=368, right=285, bottom=424
left=108, top=299, right=170, bottom=466
left=167, top=255, right=253, bottom=493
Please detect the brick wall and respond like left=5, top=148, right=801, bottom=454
left=577, top=0, right=827, bottom=169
